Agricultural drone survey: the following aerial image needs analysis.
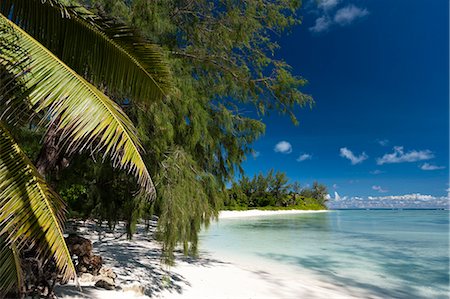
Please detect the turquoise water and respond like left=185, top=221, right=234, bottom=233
left=200, top=210, right=449, bottom=299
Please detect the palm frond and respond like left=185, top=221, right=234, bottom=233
left=0, top=22, right=33, bottom=126
left=0, top=122, right=76, bottom=282
left=0, top=235, right=22, bottom=296
left=1, top=0, right=172, bottom=102
left=0, top=14, right=155, bottom=196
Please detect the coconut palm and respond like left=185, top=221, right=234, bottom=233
left=0, top=0, right=171, bottom=295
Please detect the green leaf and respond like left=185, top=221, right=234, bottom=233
left=0, top=23, right=33, bottom=126
left=0, top=14, right=155, bottom=196
left=0, top=122, right=76, bottom=282
left=1, top=0, right=172, bottom=102
left=0, top=236, right=22, bottom=296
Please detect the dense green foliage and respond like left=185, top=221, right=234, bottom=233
left=72, top=0, right=313, bottom=182
left=65, top=0, right=312, bottom=262
left=0, top=0, right=171, bottom=292
left=5, top=0, right=314, bottom=265
left=47, top=0, right=314, bottom=263
left=225, top=170, right=329, bottom=210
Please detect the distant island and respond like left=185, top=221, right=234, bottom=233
left=224, top=169, right=328, bottom=211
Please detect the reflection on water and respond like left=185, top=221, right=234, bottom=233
left=200, top=210, right=449, bottom=299
left=232, top=212, right=331, bottom=231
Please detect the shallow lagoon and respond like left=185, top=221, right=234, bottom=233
left=200, top=210, right=449, bottom=299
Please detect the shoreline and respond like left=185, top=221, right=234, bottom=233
left=54, top=216, right=373, bottom=299
left=160, top=250, right=372, bottom=299
left=219, top=209, right=328, bottom=219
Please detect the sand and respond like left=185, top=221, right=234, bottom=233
left=55, top=211, right=377, bottom=299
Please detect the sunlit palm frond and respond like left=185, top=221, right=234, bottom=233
left=0, top=14, right=155, bottom=196
left=0, top=122, right=75, bottom=282
left=1, top=0, right=172, bottom=103
left=0, top=236, right=22, bottom=296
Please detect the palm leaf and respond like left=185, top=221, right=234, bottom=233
left=0, top=122, right=76, bottom=282
left=0, top=14, right=155, bottom=196
left=0, top=22, right=33, bottom=126
left=1, top=0, right=172, bottom=103
left=0, top=235, right=22, bottom=296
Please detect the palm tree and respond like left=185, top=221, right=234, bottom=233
left=0, top=0, right=171, bottom=295
left=312, top=181, right=329, bottom=205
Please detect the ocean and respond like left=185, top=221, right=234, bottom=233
left=199, top=210, right=449, bottom=299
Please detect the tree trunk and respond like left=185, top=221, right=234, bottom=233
left=35, top=122, right=61, bottom=176
left=35, top=120, right=70, bottom=177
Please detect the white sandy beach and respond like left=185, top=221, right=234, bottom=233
left=55, top=211, right=379, bottom=299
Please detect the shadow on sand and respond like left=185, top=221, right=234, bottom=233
left=58, top=221, right=227, bottom=298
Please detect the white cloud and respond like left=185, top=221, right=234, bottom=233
left=333, top=183, right=338, bottom=189
left=420, top=163, right=445, bottom=171
left=297, top=153, right=312, bottom=162
left=317, top=0, right=339, bottom=11
left=370, top=170, right=384, bottom=175
left=334, top=191, right=341, bottom=200
left=334, top=5, right=369, bottom=25
left=329, top=193, right=449, bottom=209
left=309, top=2, right=369, bottom=34
left=309, top=16, right=332, bottom=33
left=367, top=193, right=438, bottom=201
left=377, top=146, right=434, bottom=165
left=377, top=139, right=389, bottom=146
left=252, top=151, right=260, bottom=159
left=274, top=141, right=292, bottom=154
left=372, top=185, right=388, bottom=193
left=339, top=147, right=368, bottom=165
left=332, top=191, right=348, bottom=201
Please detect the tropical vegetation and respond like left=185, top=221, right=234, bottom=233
left=59, top=0, right=313, bottom=261
left=0, top=0, right=314, bottom=296
left=0, top=0, right=170, bottom=295
left=225, top=170, right=329, bottom=210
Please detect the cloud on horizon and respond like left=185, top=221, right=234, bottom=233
left=377, top=146, right=434, bottom=165
left=297, top=153, right=312, bottom=162
left=334, top=191, right=344, bottom=200
left=328, top=193, right=449, bottom=209
left=274, top=141, right=292, bottom=154
left=420, top=163, right=445, bottom=171
left=340, top=147, right=368, bottom=165
left=367, top=193, right=443, bottom=201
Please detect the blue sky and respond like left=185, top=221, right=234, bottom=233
left=240, top=0, right=449, bottom=203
